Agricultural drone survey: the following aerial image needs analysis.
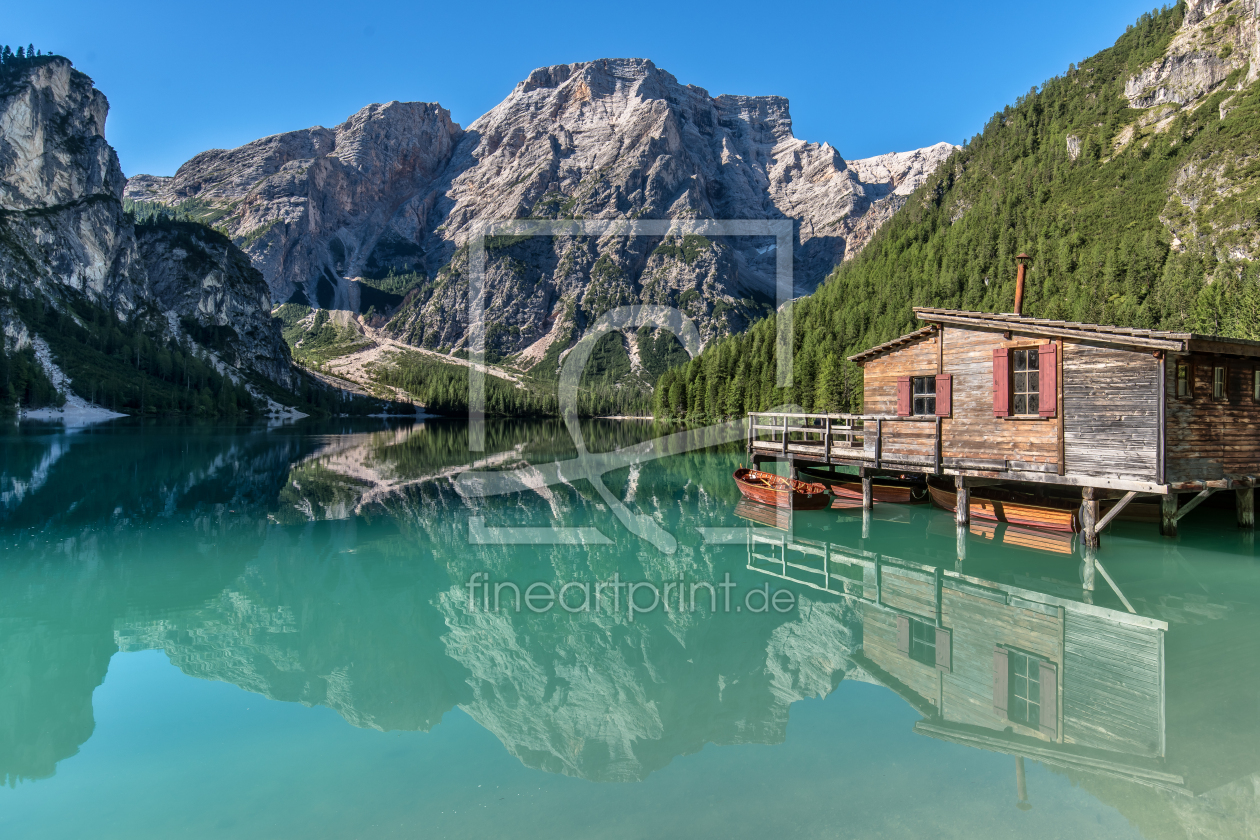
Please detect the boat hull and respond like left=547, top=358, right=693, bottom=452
left=797, top=467, right=928, bottom=505
left=927, top=483, right=1079, bottom=533
left=733, top=469, right=829, bottom=510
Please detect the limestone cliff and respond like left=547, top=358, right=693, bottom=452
left=0, top=55, right=297, bottom=400
left=127, top=59, right=954, bottom=373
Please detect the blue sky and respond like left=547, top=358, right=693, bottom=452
left=9, top=0, right=1170, bottom=176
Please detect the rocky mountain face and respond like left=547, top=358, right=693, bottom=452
left=127, top=59, right=954, bottom=373
left=0, top=56, right=296, bottom=397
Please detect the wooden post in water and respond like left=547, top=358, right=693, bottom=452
left=861, top=475, right=873, bottom=510
left=955, top=523, right=967, bottom=572
left=1161, top=492, right=1179, bottom=537
left=1081, top=486, right=1100, bottom=549
left=1015, top=756, right=1031, bottom=811
left=1238, top=487, right=1254, bottom=529
left=1081, top=545, right=1096, bottom=593
left=955, top=476, right=969, bottom=526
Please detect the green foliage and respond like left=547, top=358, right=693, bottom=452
left=124, top=197, right=235, bottom=232
left=580, top=332, right=632, bottom=386
left=635, top=325, right=691, bottom=382
left=0, top=343, right=63, bottom=411
left=7, top=292, right=257, bottom=416
left=655, top=3, right=1260, bottom=421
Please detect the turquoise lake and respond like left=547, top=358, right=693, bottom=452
left=1, top=419, right=1257, bottom=839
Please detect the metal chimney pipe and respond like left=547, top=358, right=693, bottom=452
left=1014, top=253, right=1031, bottom=316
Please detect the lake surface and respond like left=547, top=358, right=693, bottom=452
left=1, top=418, right=1257, bottom=839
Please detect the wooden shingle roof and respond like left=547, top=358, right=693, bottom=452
left=848, top=308, right=1260, bottom=362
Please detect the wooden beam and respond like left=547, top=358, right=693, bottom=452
left=1161, top=493, right=1178, bottom=537
left=1095, top=490, right=1139, bottom=533
left=1081, top=486, right=1100, bottom=549
left=919, top=312, right=1186, bottom=351
left=955, top=475, right=970, bottom=526
left=1239, top=487, right=1254, bottom=530
left=1093, top=558, right=1136, bottom=614
left=1173, top=486, right=1216, bottom=523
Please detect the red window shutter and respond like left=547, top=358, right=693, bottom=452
left=1038, top=343, right=1058, bottom=417
left=896, top=377, right=911, bottom=416
left=993, top=647, right=1009, bottom=717
left=934, top=374, right=952, bottom=417
left=992, top=348, right=1011, bottom=417
left=896, top=615, right=910, bottom=654
left=935, top=627, right=951, bottom=672
left=1039, top=661, right=1058, bottom=739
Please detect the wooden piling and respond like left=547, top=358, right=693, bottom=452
left=1161, top=493, right=1179, bottom=537
left=1238, top=487, right=1254, bottom=530
left=1081, top=486, right=1100, bottom=549
left=861, top=476, right=873, bottom=510
left=955, top=476, right=969, bottom=526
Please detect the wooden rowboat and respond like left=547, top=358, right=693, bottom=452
left=797, top=467, right=927, bottom=505
left=733, top=468, right=830, bottom=510
left=926, top=481, right=1079, bottom=533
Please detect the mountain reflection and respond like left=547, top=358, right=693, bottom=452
left=2, top=419, right=1259, bottom=840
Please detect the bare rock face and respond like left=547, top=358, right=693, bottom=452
left=1125, top=1, right=1258, bottom=109
left=125, top=103, right=463, bottom=308
left=136, top=221, right=295, bottom=387
left=0, top=57, right=295, bottom=389
left=0, top=58, right=146, bottom=314
left=129, top=59, right=955, bottom=370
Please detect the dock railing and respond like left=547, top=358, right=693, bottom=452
left=747, top=411, right=942, bottom=471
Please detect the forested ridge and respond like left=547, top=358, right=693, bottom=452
left=654, top=3, right=1260, bottom=420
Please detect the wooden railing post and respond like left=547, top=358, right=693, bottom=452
left=782, top=415, right=789, bottom=454
left=874, top=418, right=883, bottom=470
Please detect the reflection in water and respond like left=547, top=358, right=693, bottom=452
left=1, top=420, right=1258, bottom=838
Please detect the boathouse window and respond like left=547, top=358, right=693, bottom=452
left=897, top=616, right=951, bottom=672
left=1254, top=369, right=1260, bottom=401
left=1008, top=651, right=1041, bottom=729
left=911, top=376, right=936, bottom=415
left=1012, top=349, right=1039, bottom=415
left=1177, top=364, right=1191, bottom=398
left=1214, top=366, right=1226, bottom=399
left=909, top=618, right=936, bottom=666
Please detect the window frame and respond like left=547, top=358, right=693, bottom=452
left=1254, top=368, right=1260, bottom=402
left=910, top=375, right=936, bottom=416
left=1007, top=649, right=1042, bottom=730
left=1010, top=347, right=1041, bottom=417
left=1176, top=362, right=1192, bottom=399
left=908, top=617, right=937, bottom=667
left=1213, top=365, right=1227, bottom=401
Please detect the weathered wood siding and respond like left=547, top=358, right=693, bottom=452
left=940, top=328, right=1060, bottom=467
left=860, top=327, right=1062, bottom=468
left=938, top=582, right=1063, bottom=742
left=880, top=565, right=937, bottom=620
left=861, top=603, right=941, bottom=708
left=1165, top=354, right=1260, bottom=482
left=1063, top=343, right=1159, bottom=481
left=1061, top=612, right=1162, bottom=757
left=862, top=331, right=940, bottom=415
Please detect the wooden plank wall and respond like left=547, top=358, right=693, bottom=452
left=881, top=566, right=937, bottom=619
left=1165, top=353, right=1260, bottom=482
left=1063, top=344, right=1159, bottom=481
left=862, top=332, right=940, bottom=415
left=861, top=603, right=941, bottom=708
left=938, top=583, right=1063, bottom=741
left=940, top=328, right=1060, bottom=466
left=1061, top=612, right=1162, bottom=757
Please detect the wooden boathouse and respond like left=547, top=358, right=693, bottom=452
left=748, top=289, right=1260, bottom=545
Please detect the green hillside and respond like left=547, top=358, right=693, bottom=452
left=654, top=2, right=1260, bottom=420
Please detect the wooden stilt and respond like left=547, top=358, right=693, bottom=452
left=1161, top=492, right=1179, bottom=537
left=955, top=475, right=969, bottom=526
left=1238, top=487, right=1254, bottom=530
left=956, top=522, right=967, bottom=571
left=1081, top=486, right=1100, bottom=549
left=1081, top=545, right=1096, bottom=593
left=861, top=476, right=873, bottom=510
left=861, top=508, right=871, bottom=540
left=1015, top=756, right=1031, bottom=811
